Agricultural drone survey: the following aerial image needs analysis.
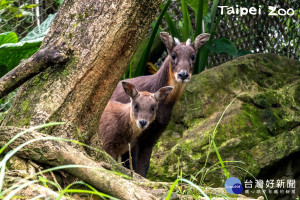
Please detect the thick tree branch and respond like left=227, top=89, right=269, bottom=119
left=0, top=41, right=72, bottom=99
left=0, top=127, right=165, bottom=200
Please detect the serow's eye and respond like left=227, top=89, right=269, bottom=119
left=171, top=53, right=176, bottom=60
left=191, top=55, right=195, bottom=61
left=150, top=106, right=155, bottom=113
left=134, top=104, right=139, bottom=111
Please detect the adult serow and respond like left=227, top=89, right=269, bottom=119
left=100, top=81, right=173, bottom=161
left=110, top=32, right=210, bottom=176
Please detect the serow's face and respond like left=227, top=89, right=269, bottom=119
left=160, top=32, right=211, bottom=84
left=169, top=44, right=196, bottom=83
left=122, top=82, right=173, bottom=130
left=131, top=93, right=158, bottom=129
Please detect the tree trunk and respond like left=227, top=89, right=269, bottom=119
left=0, top=0, right=164, bottom=198
left=1, top=0, right=161, bottom=146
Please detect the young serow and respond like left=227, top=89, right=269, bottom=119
left=100, top=81, right=173, bottom=161
left=110, top=32, right=210, bottom=176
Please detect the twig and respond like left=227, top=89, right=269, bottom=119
left=28, top=160, right=47, bottom=179
left=50, top=171, right=61, bottom=190
left=128, top=143, right=133, bottom=178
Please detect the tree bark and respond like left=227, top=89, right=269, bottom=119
left=0, top=41, right=72, bottom=98
left=1, top=0, right=162, bottom=146
left=0, top=0, right=164, bottom=198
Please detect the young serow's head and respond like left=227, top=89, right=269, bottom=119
left=160, top=32, right=210, bottom=83
left=122, top=81, right=173, bottom=129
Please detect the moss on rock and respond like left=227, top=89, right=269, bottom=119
left=148, top=53, right=300, bottom=189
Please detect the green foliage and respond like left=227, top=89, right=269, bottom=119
left=206, top=38, right=251, bottom=57
left=163, top=0, right=251, bottom=74
left=206, top=38, right=237, bottom=56
left=0, top=0, right=37, bottom=33
left=53, top=0, right=64, bottom=6
left=126, top=0, right=248, bottom=78
left=0, top=14, right=56, bottom=78
left=21, top=14, right=56, bottom=41
left=123, top=56, right=135, bottom=79
left=0, top=40, right=41, bottom=77
left=133, top=0, right=171, bottom=77
left=185, top=0, right=208, bottom=20
left=164, top=12, right=181, bottom=40
left=0, top=0, right=37, bottom=18
left=180, top=0, right=192, bottom=41
left=0, top=32, right=18, bottom=46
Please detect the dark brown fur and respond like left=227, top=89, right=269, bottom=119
left=100, top=102, right=136, bottom=160
left=100, top=82, right=173, bottom=161
left=109, top=32, right=210, bottom=176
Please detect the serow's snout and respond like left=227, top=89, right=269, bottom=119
left=138, top=119, right=147, bottom=128
left=178, top=71, right=189, bottom=81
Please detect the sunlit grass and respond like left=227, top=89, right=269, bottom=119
left=0, top=123, right=120, bottom=200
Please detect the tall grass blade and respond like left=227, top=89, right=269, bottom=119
left=165, top=179, right=179, bottom=200
left=195, top=0, right=228, bottom=74
left=209, top=0, right=220, bottom=32
left=0, top=136, right=62, bottom=192
left=164, top=12, right=181, bottom=40
left=186, top=6, right=194, bottom=40
left=134, top=0, right=171, bottom=77
left=30, top=194, right=46, bottom=200
left=179, top=178, right=209, bottom=199
left=195, top=0, right=204, bottom=36
left=58, top=181, right=118, bottom=200
left=212, top=139, right=229, bottom=179
left=203, top=95, right=239, bottom=180
left=0, top=122, right=64, bottom=155
left=60, top=189, right=119, bottom=200
left=0, top=162, right=6, bottom=192
left=194, top=0, right=205, bottom=74
left=180, top=0, right=190, bottom=40
left=38, top=176, right=61, bottom=191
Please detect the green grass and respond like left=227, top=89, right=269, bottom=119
left=0, top=123, right=120, bottom=200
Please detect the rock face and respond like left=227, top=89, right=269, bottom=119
left=148, top=53, right=300, bottom=199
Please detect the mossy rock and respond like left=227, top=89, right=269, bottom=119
left=148, top=53, right=300, bottom=190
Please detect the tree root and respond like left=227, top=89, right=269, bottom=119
left=0, top=126, right=165, bottom=200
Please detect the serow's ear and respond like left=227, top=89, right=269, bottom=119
left=160, top=32, right=175, bottom=54
left=154, top=86, right=173, bottom=102
left=192, top=33, right=210, bottom=52
left=122, top=81, right=138, bottom=99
